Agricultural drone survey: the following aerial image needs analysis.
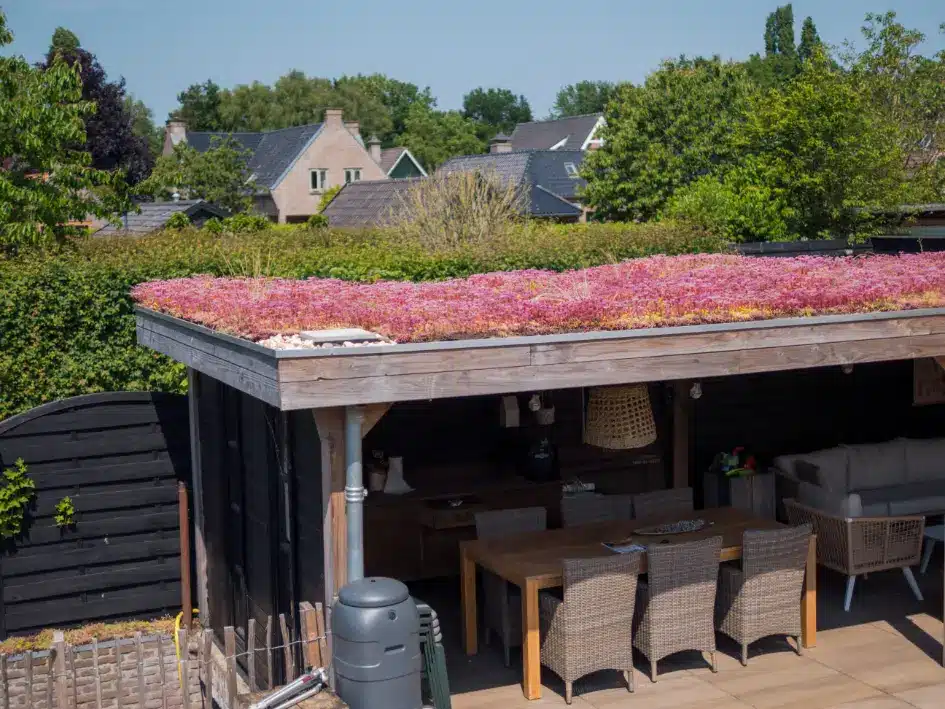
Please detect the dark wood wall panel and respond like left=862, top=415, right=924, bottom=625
left=0, top=392, right=189, bottom=637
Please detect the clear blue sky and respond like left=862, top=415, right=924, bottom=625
left=4, top=0, right=944, bottom=123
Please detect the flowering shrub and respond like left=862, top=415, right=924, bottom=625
left=132, top=252, right=945, bottom=343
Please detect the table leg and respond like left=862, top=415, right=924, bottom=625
left=801, top=534, right=817, bottom=649
left=461, top=545, right=478, bottom=656
left=522, top=579, right=541, bottom=700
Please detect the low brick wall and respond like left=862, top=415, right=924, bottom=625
left=1, top=634, right=203, bottom=709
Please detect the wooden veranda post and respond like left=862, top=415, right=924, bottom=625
left=313, top=404, right=391, bottom=601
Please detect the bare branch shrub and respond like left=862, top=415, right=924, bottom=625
left=387, top=170, right=529, bottom=250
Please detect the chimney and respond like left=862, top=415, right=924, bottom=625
left=490, top=133, right=512, bottom=154
left=368, top=135, right=382, bottom=165
left=165, top=119, right=188, bottom=152
left=323, top=108, right=344, bottom=129
left=344, top=121, right=361, bottom=139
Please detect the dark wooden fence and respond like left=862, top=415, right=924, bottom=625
left=0, top=392, right=191, bottom=638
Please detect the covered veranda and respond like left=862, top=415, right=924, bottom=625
left=136, top=305, right=945, bottom=707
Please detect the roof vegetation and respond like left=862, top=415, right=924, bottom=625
left=132, top=252, right=945, bottom=344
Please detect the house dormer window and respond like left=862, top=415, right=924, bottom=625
left=564, top=162, right=579, bottom=178
left=345, top=168, right=362, bottom=184
left=310, top=169, right=327, bottom=192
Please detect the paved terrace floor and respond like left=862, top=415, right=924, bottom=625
left=410, top=558, right=945, bottom=709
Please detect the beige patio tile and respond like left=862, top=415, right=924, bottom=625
left=581, top=674, right=739, bottom=709
left=893, top=682, right=945, bottom=709
left=702, top=653, right=836, bottom=693
left=732, top=673, right=882, bottom=709
left=451, top=682, right=595, bottom=709
left=807, top=629, right=945, bottom=694
left=825, top=698, right=915, bottom=709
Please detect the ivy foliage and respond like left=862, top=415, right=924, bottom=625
left=0, top=460, right=35, bottom=540
left=0, top=222, right=723, bottom=420
left=55, top=496, right=76, bottom=528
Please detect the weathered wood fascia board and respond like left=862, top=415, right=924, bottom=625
left=137, top=305, right=945, bottom=410
left=277, top=308, right=945, bottom=385
left=279, top=332, right=945, bottom=409
left=135, top=308, right=281, bottom=407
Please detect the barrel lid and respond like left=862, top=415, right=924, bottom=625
left=338, top=578, right=410, bottom=608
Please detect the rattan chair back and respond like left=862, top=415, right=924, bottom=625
left=475, top=507, right=547, bottom=540
left=633, top=487, right=694, bottom=521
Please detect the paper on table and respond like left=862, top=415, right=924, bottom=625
left=603, top=541, right=646, bottom=554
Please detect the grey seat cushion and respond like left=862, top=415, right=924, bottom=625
left=854, top=479, right=945, bottom=516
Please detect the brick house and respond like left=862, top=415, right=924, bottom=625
left=162, top=109, right=426, bottom=223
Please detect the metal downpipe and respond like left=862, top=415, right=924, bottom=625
left=344, top=406, right=365, bottom=582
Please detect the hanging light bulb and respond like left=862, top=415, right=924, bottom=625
left=689, top=382, right=703, bottom=400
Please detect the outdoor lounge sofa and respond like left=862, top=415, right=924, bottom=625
left=772, top=437, right=945, bottom=518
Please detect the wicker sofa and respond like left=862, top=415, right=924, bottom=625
left=772, top=437, right=945, bottom=518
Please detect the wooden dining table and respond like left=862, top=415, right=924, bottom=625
left=460, top=506, right=817, bottom=700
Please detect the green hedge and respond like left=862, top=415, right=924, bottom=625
left=0, top=222, right=725, bottom=420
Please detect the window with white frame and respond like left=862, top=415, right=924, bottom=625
left=310, top=169, right=327, bottom=192
left=564, top=162, right=579, bottom=178
left=344, top=168, right=362, bottom=184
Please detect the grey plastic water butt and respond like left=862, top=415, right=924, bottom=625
left=332, top=577, right=422, bottom=709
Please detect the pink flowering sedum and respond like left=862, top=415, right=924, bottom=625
left=131, top=253, right=945, bottom=344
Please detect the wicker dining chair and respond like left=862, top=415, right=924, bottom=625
left=715, top=524, right=812, bottom=665
left=539, top=554, right=642, bottom=705
left=474, top=507, right=548, bottom=667
left=633, top=487, right=694, bottom=521
left=633, top=535, right=723, bottom=681
left=561, top=494, right=634, bottom=527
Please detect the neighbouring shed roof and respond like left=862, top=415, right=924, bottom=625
left=186, top=124, right=323, bottom=189
left=96, top=200, right=230, bottom=236
left=323, top=150, right=586, bottom=227
left=510, top=113, right=602, bottom=151
left=321, top=178, right=421, bottom=227
left=438, top=150, right=585, bottom=214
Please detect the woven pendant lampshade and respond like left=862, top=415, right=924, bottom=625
left=583, top=384, right=657, bottom=450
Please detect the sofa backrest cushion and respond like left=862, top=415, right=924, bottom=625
left=797, top=482, right=863, bottom=517
left=799, top=447, right=850, bottom=492
left=845, top=440, right=906, bottom=491
left=904, top=438, right=945, bottom=482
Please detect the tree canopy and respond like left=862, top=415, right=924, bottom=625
left=0, top=11, right=130, bottom=252
left=581, top=57, right=756, bottom=221
left=552, top=81, right=617, bottom=118
left=398, top=104, right=485, bottom=170
left=746, top=4, right=822, bottom=89
left=665, top=49, right=909, bottom=241
left=41, top=28, right=153, bottom=185
left=140, top=138, right=256, bottom=213
left=461, top=87, right=532, bottom=137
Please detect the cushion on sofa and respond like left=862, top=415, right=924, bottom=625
left=798, top=482, right=863, bottom=517
left=904, top=438, right=945, bottom=483
left=845, top=440, right=906, bottom=491
left=795, top=460, right=821, bottom=486
left=772, top=454, right=802, bottom=477
left=856, top=479, right=945, bottom=517
left=798, top=447, right=850, bottom=492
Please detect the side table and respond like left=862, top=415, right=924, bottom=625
left=920, top=524, right=945, bottom=574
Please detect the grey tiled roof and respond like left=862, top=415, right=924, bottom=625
left=509, top=113, right=602, bottom=151
left=96, top=200, right=230, bottom=235
left=439, top=150, right=586, bottom=208
left=379, top=147, right=406, bottom=173
left=527, top=150, right=586, bottom=202
left=438, top=152, right=532, bottom=185
left=322, top=179, right=422, bottom=227
left=185, top=124, right=323, bottom=189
